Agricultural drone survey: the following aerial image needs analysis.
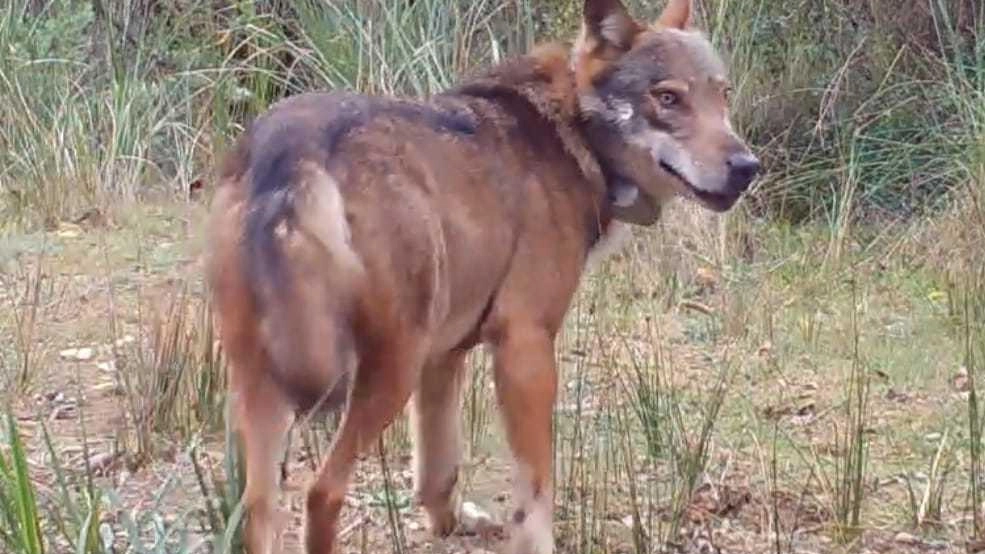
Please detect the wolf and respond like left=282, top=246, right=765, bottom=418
left=205, top=0, right=760, bottom=552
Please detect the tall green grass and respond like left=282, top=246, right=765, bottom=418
left=2, top=0, right=980, bottom=228
left=0, top=0, right=538, bottom=228
left=0, top=411, right=45, bottom=554
left=830, top=281, right=870, bottom=543
left=0, top=399, right=250, bottom=554
left=0, top=408, right=106, bottom=554
left=112, top=285, right=226, bottom=464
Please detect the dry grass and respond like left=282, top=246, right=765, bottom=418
left=1, top=0, right=984, bottom=552
left=1, top=182, right=983, bottom=554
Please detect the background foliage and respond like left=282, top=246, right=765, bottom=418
left=1, top=0, right=982, bottom=227
left=1, top=1, right=983, bottom=553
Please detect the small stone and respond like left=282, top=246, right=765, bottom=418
left=59, top=347, right=94, bottom=361
left=87, top=451, right=118, bottom=474
left=894, top=531, right=921, bottom=545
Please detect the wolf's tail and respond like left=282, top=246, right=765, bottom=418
left=243, top=161, right=363, bottom=412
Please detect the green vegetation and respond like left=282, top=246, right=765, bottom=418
left=0, top=0, right=982, bottom=552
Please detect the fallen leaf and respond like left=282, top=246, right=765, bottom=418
left=953, top=366, right=971, bottom=392
left=92, top=381, right=122, bottom=395
left=55, top=222, right=83, bottom=238
left=886, top=388, right=911, bottom=403
left=695, top=266, right=718, bottom=290
left=757, top=341, right=773, bottom=357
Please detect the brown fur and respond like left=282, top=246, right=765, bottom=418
left=205, top=1, right=759, bottom=553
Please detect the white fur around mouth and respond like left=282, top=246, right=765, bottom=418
left=658, top=159, right=694, bottom=190
left=659, top=159, right=735, bottom=204
left=660, top=160, right=728, bottom=197
left=659, top=159, right=704, bottom=198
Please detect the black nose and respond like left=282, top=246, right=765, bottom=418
left=726, top=152, right=761, bottom=192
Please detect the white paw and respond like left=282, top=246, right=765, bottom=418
left=458, top=501, right=503, bottom=538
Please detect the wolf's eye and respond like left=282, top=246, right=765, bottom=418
left=652, top=90, right=679, bottom=108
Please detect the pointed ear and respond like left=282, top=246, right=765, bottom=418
left=655, top=0, right=692, bottom=30
left=583, top=0, right=642, bottom=51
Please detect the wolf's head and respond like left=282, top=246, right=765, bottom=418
left=574, top=0, right=760, bottom=224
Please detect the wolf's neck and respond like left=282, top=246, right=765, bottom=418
left=446, top=43, right=619, bottom=251
left=448, top=44, right=607, bottom=185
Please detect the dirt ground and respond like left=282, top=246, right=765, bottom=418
left=2, top=201, right=980, bottom=554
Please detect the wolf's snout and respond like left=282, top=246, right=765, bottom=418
left=726, top=152, right=760, bottom=192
